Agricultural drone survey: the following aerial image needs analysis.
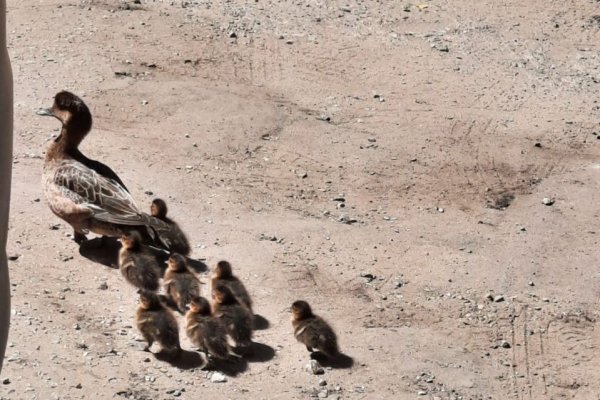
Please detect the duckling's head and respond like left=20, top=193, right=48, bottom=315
left=213, top=260, right=233, bottom=279
left=212, top=282, right=235, bottom=305
left=189, top=296, right=211, bottom=315
left=167, top=253, right=187, bottom=272
left=291, top=300, right=313, bottom=321
left=121, top=231, right=142, bottom=251
left=138, top=290, right=161, bottom=310
left=150, top=198, right=168, bottom=219
left=37, top=91, right=92, bottom=144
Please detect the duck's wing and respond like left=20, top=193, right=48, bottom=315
left=77, top=153, right=129, bottom=192
left=52, top=160, right=145, bottom=225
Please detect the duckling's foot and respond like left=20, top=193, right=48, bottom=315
left=74, top=232, right=88, bottom=244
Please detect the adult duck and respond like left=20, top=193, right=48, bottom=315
left=38, top=91, right=188, bottom=254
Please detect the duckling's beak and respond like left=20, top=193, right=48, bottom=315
left=36, top=108, right=54, bottom=117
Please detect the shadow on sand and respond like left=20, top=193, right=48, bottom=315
left=79, top=237, right=121, bottom=268
left=243, top=341, right=276, bottom=363
left=154, top=349, right=206, bottom=370
left=79, top=237, right=207, bottom=274
left=186, top=258, right=208, bottom=273
left=253, top=314, right=270, bottom=330
left=311, top=351, right=354, bottom=369
left=203, top=355, right=248, bottom=376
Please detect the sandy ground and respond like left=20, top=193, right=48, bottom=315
left=2, top=0, right=600, bottom=399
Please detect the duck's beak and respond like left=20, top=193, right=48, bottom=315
left=36, top=108, right=54, bottom=117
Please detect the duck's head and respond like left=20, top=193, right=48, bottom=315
left=37, top=91, right=92, bottom=143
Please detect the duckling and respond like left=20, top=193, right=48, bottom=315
left=211, top=261, right=252, bottom=313
left=185, top=296, right=232, bottom=360
left=37, top=91, right=180, bottom=249
left=118, top=231, right=163, bottom=291
left=150, top=198, right=190, bottom=256
left=291, top=300, right=339, bottom=358
left=212, top=282, right=253, bottom=347
left=135, top=290, right=181, bottom=355
left=163, top=253, right=201, bottom=313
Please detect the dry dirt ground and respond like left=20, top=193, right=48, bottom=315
left=2, top=0, right=600, bottom=399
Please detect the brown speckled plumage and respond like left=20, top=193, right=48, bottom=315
left=39, top=91, right=180, bottom=249
left=291, top=300, right=339, bottom=358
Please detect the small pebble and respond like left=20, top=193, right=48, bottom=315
left=542, top=197, right=555, bottom=206
left=210, top=372, right=227, bottom=383
left=307, top=359, right=324, bottom=375
left=359, top=272, right=376, bottom=282
left=338, top=215, right=357, bottom=224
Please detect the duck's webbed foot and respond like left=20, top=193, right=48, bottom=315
left=74, top=231, right=88, bottom=244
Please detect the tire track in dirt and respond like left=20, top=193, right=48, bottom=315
left=432, top=117, right=574, bottom=209
left=489, top=305, right=599, bottom=399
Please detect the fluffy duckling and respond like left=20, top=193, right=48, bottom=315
left=211, top=261, right=252, bottom=313
left=185, top=296, right=232, bottom=360
left=118, top=231, right=162, bottom=291
left=135, top=290, right=181, bottom=355
left=38, top=91, right=178, bottom=249
left=163, top=253, right=201, bottom=313
left=291, top=300, right=339, bottom=358
left=150, top=198, right=190, bottom=256
left=212, top=282, right=253, bottom=347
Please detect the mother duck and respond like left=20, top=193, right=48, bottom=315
left=38, top=91, right=189, bottom=255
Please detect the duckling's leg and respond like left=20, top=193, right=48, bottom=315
left=142, top=340, right=153, bottom=352
left=73, top=231, right=87, bottom=244
left=177, top=300, right=188, bottom=315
